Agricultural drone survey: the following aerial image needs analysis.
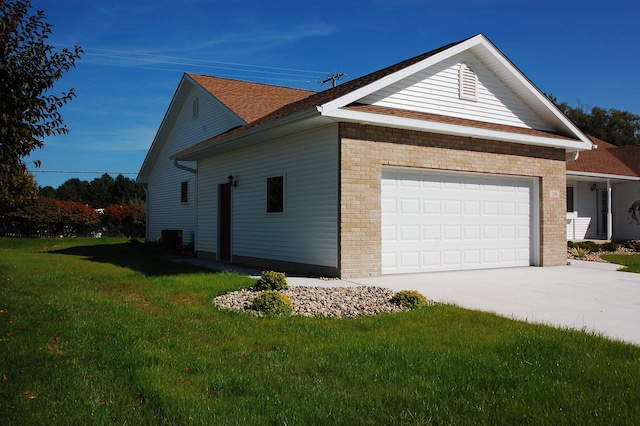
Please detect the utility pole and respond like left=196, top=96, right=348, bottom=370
left=320, top=73, right=346, bottom=88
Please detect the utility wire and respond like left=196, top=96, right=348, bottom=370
left=84, top=48, right=330, bottom=83
left=85, top=48, right=328, bottom=75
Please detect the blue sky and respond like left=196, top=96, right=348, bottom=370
left=27, top=0, right=640, bottom=189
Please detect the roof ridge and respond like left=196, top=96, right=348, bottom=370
left=186, top=72, right=316, bottom=94
left=230, top=37, right=471, bottom=127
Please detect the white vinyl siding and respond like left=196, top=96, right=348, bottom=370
left=360, top=51, right=552, bottom=131
left=382, top=168, right=534, bottom=274
left=197, top=125, right=339, bottom=267
left=613, top=182, right=640, bottom=240
left=146, top=86, right=240, bottom=244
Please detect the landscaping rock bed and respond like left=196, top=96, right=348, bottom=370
left=567, top=241, right=639, bottom=262
left=213, top=285, right=436, bottom=318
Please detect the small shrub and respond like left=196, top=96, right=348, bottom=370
left=574, top=241, right=598, bottom=253
left=567, top=241, right=576, bottom=249
left=569, top=246, right=590, bottom=259
left=599, top=242, right=619, bottom=252
left=250, top=291, right=293, bottom=316
left=390, top=290, right=427, bottom=310
left=251, top=271, right=289, bottom=291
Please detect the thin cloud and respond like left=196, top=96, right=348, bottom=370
left=193, top=22, right=336, bottom=50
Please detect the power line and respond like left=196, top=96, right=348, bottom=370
left=85, top=48, right=329, bottom=75
left=84, top=48, right=331, bottom=83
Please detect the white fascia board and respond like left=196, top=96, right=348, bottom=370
left=471, top=38, right=594, bottom=147
left=566, top=171, right=640, bottom=182
left=137, top=75, right=191, bottom=181
left=324, top=107, right=591, bottom=151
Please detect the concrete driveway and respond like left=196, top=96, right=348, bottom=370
left=288, top=261, right=640, bottom=346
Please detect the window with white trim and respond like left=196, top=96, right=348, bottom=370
left=459, top=63, right=478, bottom=101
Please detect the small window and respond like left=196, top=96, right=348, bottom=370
left=181, top=181, right=189, bottom=203
left=266, top=176, right=284, bottom=213
left=459, top=63, right=478, bottom=101
left=566, top=186, right=574, bottom=212
left=192, top=97, right=199, bottom=120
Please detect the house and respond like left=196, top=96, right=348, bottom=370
left=137, top=34, right=595, bottom=278
left=566, top=137, right=640, bottom=241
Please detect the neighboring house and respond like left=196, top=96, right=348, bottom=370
left=566, top=137, right=640, bottom=241
left=138, top=34, right=595, bottom=278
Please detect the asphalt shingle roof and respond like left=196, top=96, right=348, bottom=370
left=187, top=73, right=315, bottom=124
left=567, top=136, right=640, bottom=177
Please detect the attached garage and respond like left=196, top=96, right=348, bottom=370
left=381, top=168, right=539, bottom=274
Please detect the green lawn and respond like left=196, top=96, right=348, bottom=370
left=1, top=238, right=639, bottom=425
left=601, top=253, right=640, bottom=273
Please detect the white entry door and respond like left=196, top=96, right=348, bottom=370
left=381, top=168, right=535, bottom=274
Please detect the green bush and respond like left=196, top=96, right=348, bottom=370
left=390, top=290, right=427, bottom=310
left=600, top=242, right=619, bottom=252
left=250, top=290, right=293, bottom=316
left=567, top=241, right=576, bottom=249
left=575, top=241, right=599, bottom=253
left=251, top=270, right=289, bottom=291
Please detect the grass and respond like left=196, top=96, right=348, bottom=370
left=601, top=253, right=640, bottom=273
left=1, top=238, right=639, bottom=425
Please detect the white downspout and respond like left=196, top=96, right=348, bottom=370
left=172, top=159, right=197, bottom=249
left=173, top=158, right=197, bottom=174
left=566, top=151, right=579, bottom=162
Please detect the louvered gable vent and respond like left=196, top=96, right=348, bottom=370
left=459, top=63, right=478, bottom=101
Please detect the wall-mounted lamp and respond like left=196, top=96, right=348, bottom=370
left=591, top=183, right=597, bottom=191
left=228, top=174, right=237, bottom=187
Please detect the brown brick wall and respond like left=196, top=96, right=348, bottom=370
left=339, top=123, right=567, bottom=278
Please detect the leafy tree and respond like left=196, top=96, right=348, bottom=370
left=0, top=167, right=37, bottom=232
left=7, top=196, right=98, bottom=237
left=111, top=173, right=144, bottom=204
left=37, top=184, right=56, bottom=198
left=102, top=202, right=145, bottom=237
left=56, top=177, right=90, bottom=204
left=52, top=173, right=145, bottom=207
left=547, top=94, right=639, bottom=146
left=0, top=0, right=82, bottom=206
left=88, top=173, right=115, bottom=207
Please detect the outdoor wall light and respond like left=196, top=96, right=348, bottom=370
left=228, top=174, right=237, bottom=187
left=591, top=183, right=597, bottom=191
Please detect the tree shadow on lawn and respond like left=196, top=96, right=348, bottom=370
left=51, top=241, right=215, bottom=277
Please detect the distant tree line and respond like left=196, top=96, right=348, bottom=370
left=2, top=174, right=146, bottom=238
left=38, top=173, right=145, bottom=208
left=548, top=95, right=639, bottom=146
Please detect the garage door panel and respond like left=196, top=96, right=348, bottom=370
left=382, top=169, right=533, bottom=274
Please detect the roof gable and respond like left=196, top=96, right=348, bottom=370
left=318, top=34, right=592, bottom=149
left=357, top=50, right=553, bottom=131
left=138, top=74, right=315, bottom=181
left=187, top=74, right=315, bottom=124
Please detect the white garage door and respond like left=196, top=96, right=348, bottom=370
left=382, top=168, right=535, bottom=274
